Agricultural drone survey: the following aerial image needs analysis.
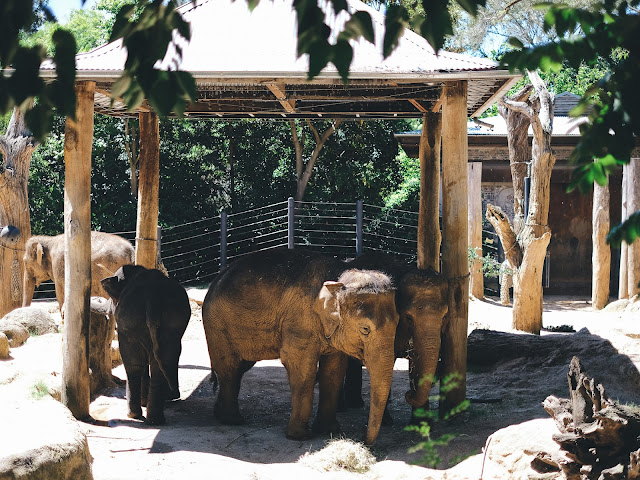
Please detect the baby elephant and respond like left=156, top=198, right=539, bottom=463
left=96, top=265, right=191, bottom=425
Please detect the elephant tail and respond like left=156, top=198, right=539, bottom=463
left=145, top=296, right=174, bottom=391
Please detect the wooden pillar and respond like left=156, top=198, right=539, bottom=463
left=592, top=181, right=611, bottom=309
left=135, top=112, right=160, bottom=269
left=62, top=81, right=95, bottom=419
left=468, top=162, right=483, bottom=298
left=628, top=158, right=640, bottom=297
left=619, top=163, right=629, bottom=299
left=417, top=111, right=442, bottom=271
left=440, top=81, right=469, bottom=416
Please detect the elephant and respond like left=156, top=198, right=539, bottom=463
left=343, top=252, right=449, bottom=422
left=22, top=230, right=135, bottom=392
left=202, top=248, right=399, bottom=445
left=22, top=231, right=135, bottom=308
left=95, top=264, right=191, bottom=425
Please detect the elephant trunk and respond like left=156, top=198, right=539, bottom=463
left=23, top=272, right=35, bottom=307
left=405, top=322, right=442, bottom=409
left=363, top=346, right=395, bottom=445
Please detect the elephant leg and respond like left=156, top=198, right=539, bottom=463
left=141, top=367, right=150, bottom=408
left=313, top=351, right=347, bottom=435
left=146, top=356, right=168, bottom=425
left=282, top=353, right=317, bottom=440
left=343, top=357, right=365, bottom=409
left=213, top=360, right=252, bottom=425
left=120, top=336, right=147, bottom=420
left=164, top=338, right=182, bottom=401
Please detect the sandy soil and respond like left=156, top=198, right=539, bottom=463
left=3, top=294, right=640, bottom=480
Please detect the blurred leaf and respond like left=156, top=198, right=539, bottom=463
left=339, top=11, right=374, bottom=44
left=607, top=212, right=640, bottom=246
left=383, top=5, right=408, bottom=58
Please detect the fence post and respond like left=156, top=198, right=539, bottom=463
left=288, top=197, right=295, bottom=249
left=220, top=211, right=227, bottom=269
left=356, top=200, right=363, bottom=257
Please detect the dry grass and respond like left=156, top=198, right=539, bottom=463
left=297, top=438, right=377, bottom=473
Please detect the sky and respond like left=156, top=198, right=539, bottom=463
left=48, top=0, right=98, bottom=22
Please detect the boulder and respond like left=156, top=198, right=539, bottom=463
left=0, top=332, right=9, bottom=359
left=1, top=307, right=58, bottom=335
left=0, top=397, right=93, bottom=479
left=0, top=320, right=30, bottom=347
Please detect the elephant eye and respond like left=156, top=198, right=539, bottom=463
left=359, top=325, right=371, bottom=336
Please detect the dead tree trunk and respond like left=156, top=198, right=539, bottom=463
left=543, top=357, right=640, bottom=480
left=0, top=108, right=37, bottom=318
left=592, top=182, right=611, bottom=309
left=619, top=163, right=629, bottom=300
left=627, top=158, right=640, bottom=298
left=289, top=119, right=342, bottom=202
left=486, top=71, right=554, bottom=334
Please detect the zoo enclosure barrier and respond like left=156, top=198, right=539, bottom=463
left=33, top=198, right=501, bottom=298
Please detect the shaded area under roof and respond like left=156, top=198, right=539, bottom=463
left=41, top=0, right=520, bottom=119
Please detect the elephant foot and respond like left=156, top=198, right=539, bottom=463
left=214, top=405, right=244, bottom=425
left=286, top=424, right=311, bottom=441
left=382, top=407, right=394, bottom=426
left=127, top=411, right=145, bottom=421
left=145, top=413, right=166, bottom=426
left=312, top=418, right=341, bottom=436
left=166, top=388, right=181, bottom=401
left=111, top=375, right=126, bottom=386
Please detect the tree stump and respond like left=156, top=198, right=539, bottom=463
left=542, top=356, right=640, bottom=479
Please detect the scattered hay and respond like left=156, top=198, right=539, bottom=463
left=297, top=438, right=376, bottom=473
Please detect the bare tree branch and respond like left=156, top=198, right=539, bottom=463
left=289, top=119, right=303, bottom=181
left=486, top=204, right=523, bottom=268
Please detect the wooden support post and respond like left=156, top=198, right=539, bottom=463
left=592, top=181, right=610, bottom=309
left=440, top=81, right=469, bottom=416
left=619, top=163, right=629, bottom=300
left=417, top=112, right=442, bottom=271
left=62, top=81, right=95, bottom=419
left=468, top=162, right=483, bottom=298
left=136, top=112, right=160, bottom=269
left=628, top=158, right=640, bottom=298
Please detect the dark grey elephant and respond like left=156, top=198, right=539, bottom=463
left=202, top=248, right=398, bottom=445
left=94, top=265, right=191, bottom=425
left=344, top=252, right=449, bottom=421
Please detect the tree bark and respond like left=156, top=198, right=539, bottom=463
left=619, top=163, right=629, bottom=300
left=124, top=119, right=139, bottom=199
left=487, top=71, right=555, bottom=335
left=62, top=81, right=95, bottom=420
left=289, top=119, right=342, bottom=202
left=627, top=158, right=640, bottom=298
left=417, top=112, right=442, bottom=272
left=440, top=80, right=469, bottom=416
left=592, top=181, right=611, bottom=309
left=0, top=108, right=37, bottom=318
left=468, top=162, right=483, bottom=297
left=135, top=112, right=160, bottom=269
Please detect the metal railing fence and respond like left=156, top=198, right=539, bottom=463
left=32, top=197, right=496, bottom=298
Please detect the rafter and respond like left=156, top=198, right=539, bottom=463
left=266, top=83, right=296, bottom=113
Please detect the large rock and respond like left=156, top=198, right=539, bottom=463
left=0, top=321, right=30, bottom=347
left=1, top=307, right=58, bottom=336
left=0, top=397, right=93, bottom=479
left=0, top=332, right=8, bottom=359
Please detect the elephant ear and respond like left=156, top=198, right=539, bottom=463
left=315, top=281, right=344, bottom=338
left=36, top=242, right=44, bottom=265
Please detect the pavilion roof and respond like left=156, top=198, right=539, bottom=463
left=41, top=0, right=520, bottom=119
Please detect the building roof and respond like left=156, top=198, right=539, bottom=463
left=41, top=0, right=520, bottom=119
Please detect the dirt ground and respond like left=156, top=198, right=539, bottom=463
left=4, top=293, right=640, bottom=479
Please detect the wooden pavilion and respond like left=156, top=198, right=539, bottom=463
left=40, top=0, right=520, bottom=420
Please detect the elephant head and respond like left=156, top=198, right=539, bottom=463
left=396, top=268, right=449, bottom=410
left=22, top=236, right=57, bottom=307
left=315, top=269, right=399, bottom=445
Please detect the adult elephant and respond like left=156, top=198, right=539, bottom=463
left=202, top=248, right=398, bottom=445
left=23, top=230, right=135, bottom=392
left=95, top=265, right=191, bottom=425
left=344, top=252, right=449, bottom=420
left=22, top=231, right=135, bottom=307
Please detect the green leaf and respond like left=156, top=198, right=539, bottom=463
left=339, top=11, right=374, bottom=44
left=111, top=74, right=132, bottom=99
left=455, top=0, right=485, bottom=16
left=332, top=40, right=353, bottom=84
left=383, top=5, right=408, bottom=59
left=508, top=37, right=524, bottom=49
left=247, top=0, right=261, bottom=12
left=607, top=211, right=640, bottom=246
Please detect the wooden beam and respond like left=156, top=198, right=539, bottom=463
left=619, top=163, right=629, bottom=299
left=135, top=112, right=160, bottom=269
left=266, top=83, right=296, bottom=113
left=409, top=99, right=428, bottom=113
left=440, top=80, right=469, bottom=416
left=95, top=88, right=151, bottom=112
left=628, top=158, right=640, bottom=297
left=62, top=80, right=95, bottom=420
left=417, top=112, right=442, bottom=271
left=431, top=90, right=444, bottom=112
left=468, top=162, right=483, bottom=298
